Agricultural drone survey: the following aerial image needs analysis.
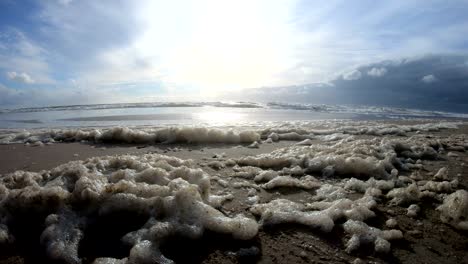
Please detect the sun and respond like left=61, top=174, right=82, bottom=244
left=134, top=0, right=297, bottom=96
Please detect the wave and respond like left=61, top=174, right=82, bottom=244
left=0, top=102, right=263, bottom=114
left=0, top=120, right=460, bottom=145
left=2, top=101, right=467, bottom=119
left=266, top=102, right=468, bottom=118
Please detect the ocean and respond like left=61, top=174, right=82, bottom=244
left=1, top=102, right=466, bottom=129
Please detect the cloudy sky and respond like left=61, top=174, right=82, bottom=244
left=1, top=0, right=468, bottom=110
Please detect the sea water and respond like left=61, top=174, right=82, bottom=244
left=1, top=102, right=466, bottom=129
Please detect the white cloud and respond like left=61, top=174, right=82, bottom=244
left=6, top=71, right=35, bottom=84
left=0, top=29, right=53, bottom=84
left=343, top=70, right=362, bottom=80
left=367, top=67, right=387, bottom=77
left=421, top=74, right=437, bottom=83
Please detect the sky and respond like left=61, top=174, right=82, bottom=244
left=0, top=0, right=468, bottom=110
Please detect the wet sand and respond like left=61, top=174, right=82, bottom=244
left=0, top=141, right=293, bottom=175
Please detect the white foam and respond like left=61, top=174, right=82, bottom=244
left=93, top=257, right=128, bottom=264
left=345, top=178, right=395, bottom=193
left=232, top=166, right=263, bottom=179
left=40, top=210, right=84, bottom=264
left=385, top=218, right=398, bottom=228
left=314, top=184, right=347, bottom=201
left=248, top=141, right=260, bottom=148
left=437, top=190, right=468, bottom=230
left=253, top=170, right=278, bottom=182
left=386, top=184, right=421, bottom=205
left=0, top=119, right=465, bottom=261
left=421, top=180, right=457, bottom=193
left=406, top=204, right=420, bottom=217
left=251, top=193, right=377, bottom=233
left=343, top=220, right=402, bottom=254
left=0, top=153, right=259, bottom=263
left=433, top=167, right=450, bottom=181
left=0, top=120, right=461, bottom=145
left=261, top=175, right=321, bottom=190
left=236, top=135, right=445, bottom=181
left=0, top=127, right=261, bottom=144
left=295, top=139, right=314, bottom=145
left=207, top=161, right=225, bottom=170
left=0, top=224, right=13, bottom=244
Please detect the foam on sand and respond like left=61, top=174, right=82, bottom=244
left=0, top=127, right=261, bottom=145
left=0, top=119, right=466, bottom=262
left=343, top=220, right=403, bottom=254
left=261, top=175, right=321, bottom=190
left=235, top=134, right=448, bottom=180
left=0, top=154, right=258, bottom=263
left=437, top=190, right=468, bottom=230
left=251, top=190, right=378, bottom=233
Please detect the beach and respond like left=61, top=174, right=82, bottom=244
left=3, top=1, right=468, bottom=263
left=0, top=119, right=467, bottom=264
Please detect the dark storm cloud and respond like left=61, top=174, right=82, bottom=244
left=232, top=54, right=468, bottom=112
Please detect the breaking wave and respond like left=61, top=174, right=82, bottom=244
left=0, top=120, right=460, bottom=145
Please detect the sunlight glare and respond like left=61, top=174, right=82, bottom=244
left=135, top=0, right=298, bottom=95
left=195, top=109, right=245, bottom=124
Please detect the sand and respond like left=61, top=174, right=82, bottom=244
left=0, top=121, right=467, bottom=264
left=0, top=142, right=293, bottom=175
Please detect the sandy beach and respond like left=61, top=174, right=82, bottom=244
left=0, top=120, right=467, bottom=264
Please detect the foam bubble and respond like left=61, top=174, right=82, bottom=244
left=0, top=153, right=259, bottom=263
left=437, top=190, right=468, bottom=230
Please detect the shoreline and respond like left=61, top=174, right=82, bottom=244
left=0, top=141, right=293, bottom=175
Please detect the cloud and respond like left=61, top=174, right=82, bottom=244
left=1, top=1, right=468, bottom=107
left=421, top=74, right=437, bottom=83
left=0, top=29, right=53, bottom=84
left=0, top=82, right=143, bottom=108
left=342, top=70, right=362, bottom=80
left=227, top=54, right=468, bottom=112
left=6, top=71, right=35, bottom=84
left=37, top=1, right=143, bottom=67
left=367, top=67, right=387, bottom=77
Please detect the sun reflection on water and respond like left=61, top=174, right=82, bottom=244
left=195, top=109, right=246, bottom=124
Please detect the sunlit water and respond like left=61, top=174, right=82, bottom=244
left=0, top=107, right=361, bottom=129
left=0, top=104, right=465, bottom=129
